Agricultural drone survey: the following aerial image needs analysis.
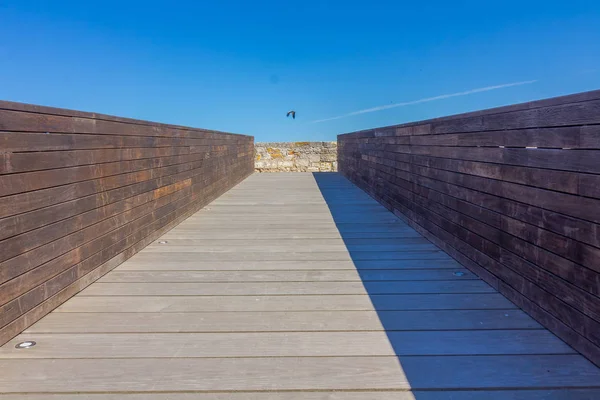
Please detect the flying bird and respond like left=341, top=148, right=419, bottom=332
left=286, top=110, right=296, bottom=119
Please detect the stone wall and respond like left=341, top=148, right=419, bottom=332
left=255, top=142, right=337, bottom=172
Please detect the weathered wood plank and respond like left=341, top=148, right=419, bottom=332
left=117, top=259, right=461, bottom=271
left=139, top=243, right=438, bottom=253
left=1, top=355, right=599, bottom=392
left=99, top=269, right=475, bottom=283
left=1, top=330, right=570, bottom=358
left=1, top=390, right=600, bottom=400
left=56, top=293, right=516, bottom=312
left=97, top=251, right=452, bottom=262
left=82, top=280, right=494, bottom=296
left=27, top=309, right=538, bottom=333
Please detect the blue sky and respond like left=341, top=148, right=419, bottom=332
left=1, top=1, right=599, bottom=141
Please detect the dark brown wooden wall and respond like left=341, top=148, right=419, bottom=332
left=0, top=101, right=254, bottom=344
left=338, top=89, right=600, bottom=366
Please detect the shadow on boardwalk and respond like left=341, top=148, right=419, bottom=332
left=312, top=172, right=600, bottom=399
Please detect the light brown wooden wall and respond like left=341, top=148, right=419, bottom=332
left=338, top=90, right=600, bottom=366
left=0, top=101, right=254, bottom=344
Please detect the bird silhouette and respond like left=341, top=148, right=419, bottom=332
left=286, top=110, right=296, bottom=119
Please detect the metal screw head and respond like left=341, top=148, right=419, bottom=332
left=15, top=341, right=36, bottom=349
left=453, top=271, right=465, bottom=277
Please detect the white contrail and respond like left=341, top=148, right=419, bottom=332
left=310, top=80, right=538, bottom=123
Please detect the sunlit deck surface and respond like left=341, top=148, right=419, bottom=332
left=1, top=173, right=600, bottom=398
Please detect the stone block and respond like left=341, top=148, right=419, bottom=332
left=319, top=162, right=333, bottom=171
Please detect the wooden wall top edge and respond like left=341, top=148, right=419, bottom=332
left=338, top=89, right=600, bottom=138
left=0, top=100, right=254, bottom=140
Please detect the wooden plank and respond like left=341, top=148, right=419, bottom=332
left=26, top=309, right=539, bottom=333
left=408, top=125, right=600, bottom=149
left=117, top=259, right=462, bottom=271
left=99, top=269, right=476, bottom=283
left=162, top=223, right=419, bottom=234
left=339, top=91, right=600, bottom=140
left=431, top=98, right=600, bottom=134
left=1, top=355, right=599, bottom=392
left=0, top=147, right=195, bottom=174
left=0, top=108, right=248, bottom=139
left=94, top=251, right=452, bottom=262
left=160, top=231, right=423, bottom=239
left=56, top=293, right=516, bottom=312
left=1, top=330, right=570, bottom=359
left=81, top=280, right=495, bottom=296
left=386, top=144, right=600, bottom=174
left=2, top=390, right=600, bottom=400
left=139, top=243, right=439, bottom=253
left=0, top=131, right=209, bottom=152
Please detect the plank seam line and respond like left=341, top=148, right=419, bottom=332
left=21, top=328, right=548, bottom=334
left=0, top=353, right=580, bottom=361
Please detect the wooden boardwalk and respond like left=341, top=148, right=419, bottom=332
left=1, top=172, right=600, bottom=398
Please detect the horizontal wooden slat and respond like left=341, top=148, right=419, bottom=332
left=81, top=280, right=495, bottom=296
left=407, top=125, right=600, bottom=149
left=431, top=98, right=600, bottom=134
left=118, top=258, right=461, bottom=270
left=0, top=107, right=251, bottom=140
left=55, top=293, right=516, bottom=312
left=1, top=355, right=599, bottom=392
left=98, top=269, right=475, bottom=283
left=0, top=131, right=229, bottom=152
left=1, top=330, right=570, bottom=358
left=25, top=309, right=539, bottom=333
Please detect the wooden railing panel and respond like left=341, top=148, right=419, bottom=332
left=0, top=101, right=253, bottom=345
left=339, top=89, right=600, bottom=366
